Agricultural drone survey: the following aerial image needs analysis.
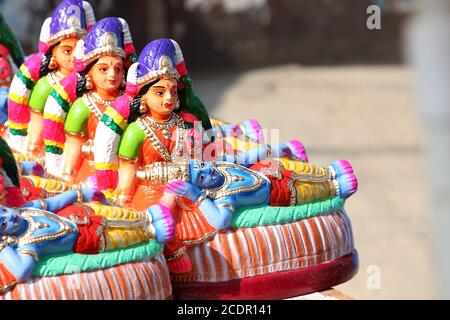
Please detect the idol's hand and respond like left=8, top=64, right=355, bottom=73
left=166, top=180, right=202, bottom=202
left=20, top=161, right=45, bottom=177
left=81, top=188, right=106, bottom=204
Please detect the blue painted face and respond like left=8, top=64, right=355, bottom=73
left=0, top=206, right=25, bottom=236
left=189, top=160, right=221, bottom=189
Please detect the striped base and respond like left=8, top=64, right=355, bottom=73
left=173, top=250, right=358, bottom=300
left=0, top=254, right=172, bottom=300
left=172, top=210, right=357, bottom=299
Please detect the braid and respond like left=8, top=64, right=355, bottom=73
left=76, top=59, right=98, bottom=97
left=39, top=43, right=59, bottom=78
left=128, top=82, right=154, bottom=124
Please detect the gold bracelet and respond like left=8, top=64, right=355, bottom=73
left=117, top=194, right=131, bottom=202
left=39, top=199, right=48, bottom=211
left=63, top=167, right=75, bottom=176
left=18, top=249, right=39, bottom=262
left=27, top=144, right=40, bottom=152
left=75, top=189, right=83, bottom=203
left=196, top=193, right=208, bottom=207
left=0, top=241, right=7, bottom=252
left=266, top=144, right=273, bottom=158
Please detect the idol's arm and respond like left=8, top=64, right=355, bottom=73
left=26, top=111, right=43, bottom=156
left=62, top=101, right=91, bottom=182
left=165, top=180, right=233, bottom=230
left=0, top=244, right=36, bottom=282
left=232, top=142, right=304, bottom=167
left=19, top=161, right=45, bottom=177
left=22, top=189, right=105, bottom=212
left=115, top=123, right=145, bottom=203
left=116, top=158, right=137, bottom=204
left=197, top=198, right=233, bottom=230
left=62, top=134, right=86, bottom=182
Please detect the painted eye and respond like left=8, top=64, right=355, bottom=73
left=200, top=173, right=205, bottom=182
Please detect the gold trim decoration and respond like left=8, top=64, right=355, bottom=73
left=15, top=209, right=78, bottom=247
left=136, top=161, right=190, bottom=185
left=135, top=113, right=187, bottom=162
left=17, top=249, right=39, bottom=262
left=205, top=162, right=267, bottom=200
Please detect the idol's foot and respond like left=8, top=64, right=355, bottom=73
left=147, top=204, right=175, bottom=243
left=332, top=160, right=358, bottom=199
left=283, top=139, right=308, bottom=162
left=240, top=119, right=264, bottom=143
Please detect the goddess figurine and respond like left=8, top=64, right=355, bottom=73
left=6, top=0, right=95, bottom=162
left=47, top=17, right=136, bottom=181
left=0, top=12, right=25, bottom=136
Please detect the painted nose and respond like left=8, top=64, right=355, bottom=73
left=164, top=91, right=173, bottom=102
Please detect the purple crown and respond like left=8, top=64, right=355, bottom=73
left=80, top=17, right=125, bottom=63
left=39, top=0, right=95, bottom=52
left=136, top=39, right=179, bottom=87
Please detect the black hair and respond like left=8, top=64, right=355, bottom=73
left=128, top=82, right=154, bottom=124
left=39, top=42, right=59, bottom=78
left=76, top=59, right=98, bottom=97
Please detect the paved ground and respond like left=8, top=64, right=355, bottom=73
left=192, top=64, right=438, bottom=299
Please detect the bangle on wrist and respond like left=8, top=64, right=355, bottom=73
left=196, top=193, right=207, bottom=206
left=75, top=189, right=83, bottom=203
left=39, top=199, right=48, bottom=211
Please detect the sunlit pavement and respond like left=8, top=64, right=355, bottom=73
left=193, top=64, right=437, bottom=299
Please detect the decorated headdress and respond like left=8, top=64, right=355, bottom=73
left=7, top=0, right=95, bottom=154
left=73, top=17, right=136, bottom=73
left=38, top=0, right=95, bottom=54
left=126, top=39, right=190, bottom=96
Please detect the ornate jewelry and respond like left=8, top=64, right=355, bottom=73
left=136, top=161, right=190, bottom=185
left=196, top=193, right=208, bottom=207
left=39, top=199, right=48, bottom=211
left=17, top=249, right=39, bottom=262
left=15, top=209, right=78, bottom=247
left=48, top=56, right=57, bottom=70
left=139, top=99, right=148, bottom=113
left=217, top=203, right=235, bottom=212
left=166, top=247, right=187, bottom=262
left=47, top=71, right=64, bottom=87
left=146, top=114, right=178, bottom=141
left=83, top=92, right=115, bottom=120
left=81, top=32, right=126, bottom=65
left=136, top=113, right=187, bottom=162
left=85, top=74, right=93, bottom=90
left=137, top=55, right=180, bottom=87
left=205, top=163, right=267, bottom=200
left=75, top=189, right=83, bottom=203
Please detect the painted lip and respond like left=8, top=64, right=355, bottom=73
left=107, top=79, right=117, bottom=85
left=164, top=103, right=173, bottom=109
left=1, top=219, right=7, bottom=230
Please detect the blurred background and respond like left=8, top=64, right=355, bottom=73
left=1, top=0, right=449, bottom=299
